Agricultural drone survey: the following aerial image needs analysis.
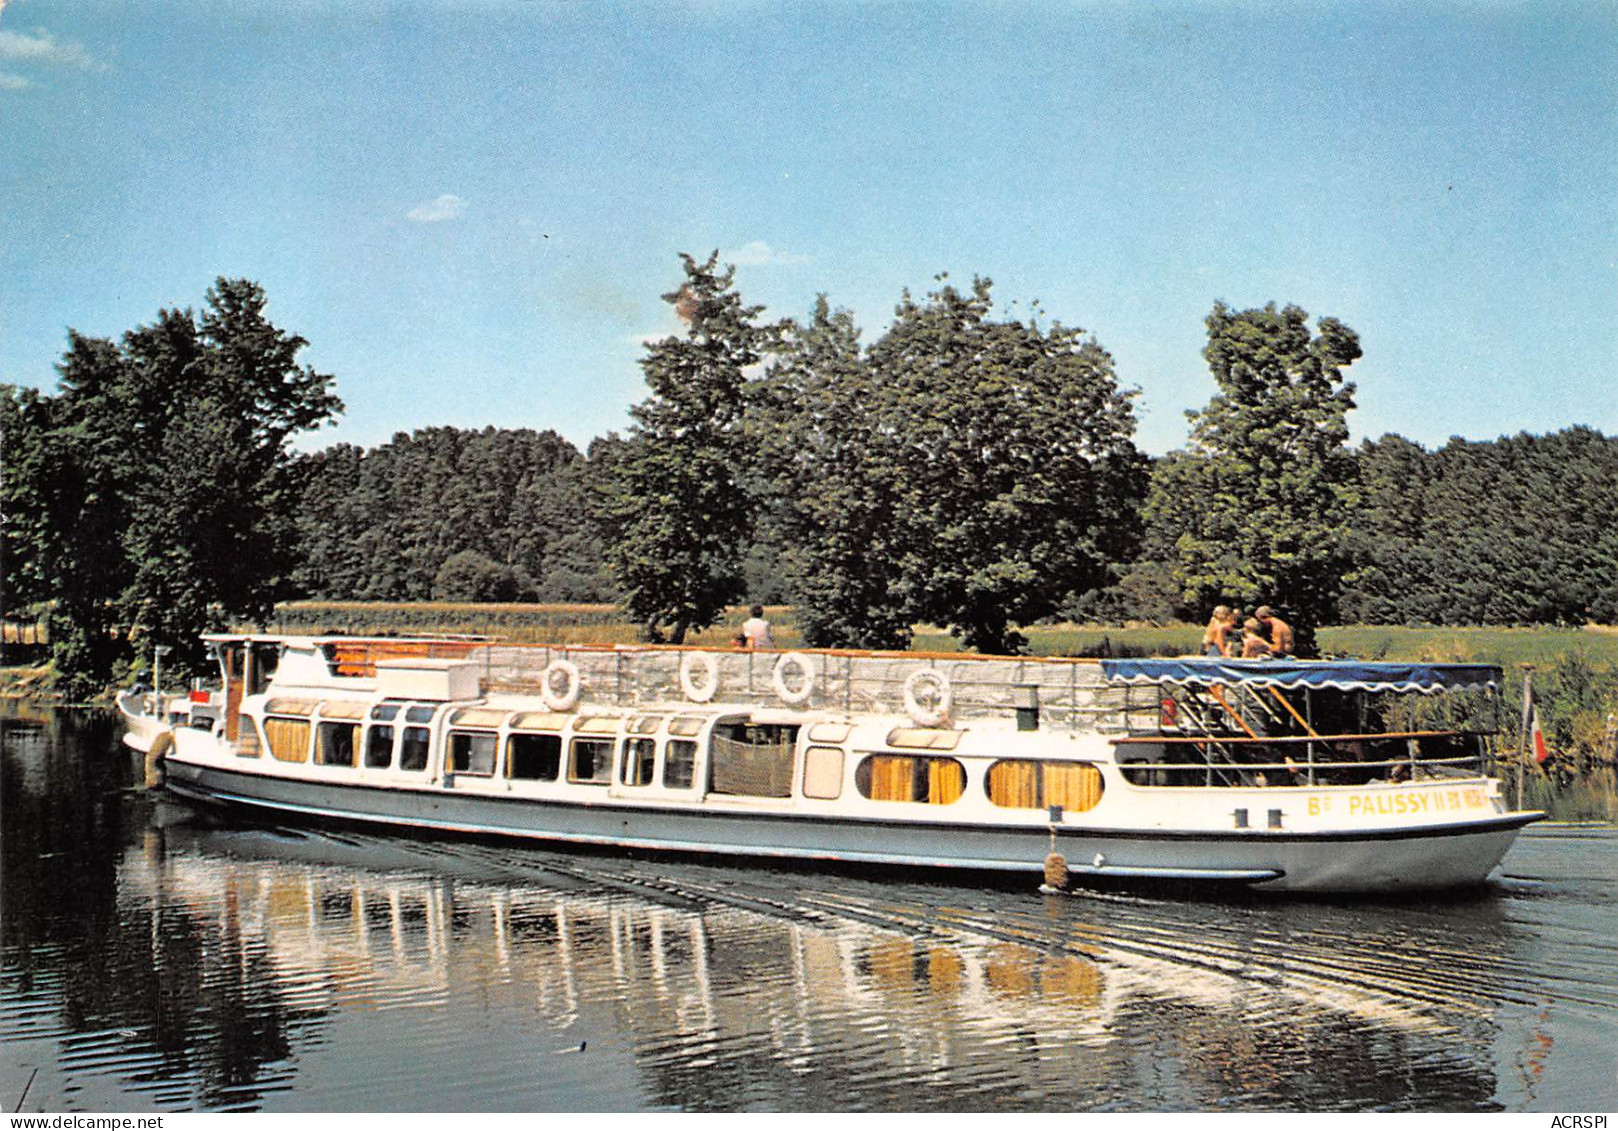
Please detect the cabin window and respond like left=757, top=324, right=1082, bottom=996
left=264, top=717, right=311, bottom=763
left=364, top=725, right=395, bottom=768
left=709, top=722, right=797, bottom=798
left=669, top=717, right=706, bottom=738
left=569, top=738, right=613, bottom=784
left=627, top=716, right=663, bottom=736
left=449, top=731, right=497, bottom=776
left=400, top=727, right=431, bottom=772
left=371, top=703, right=401, bottom=722
left=507, top=733, right=561, bottom=781
left=316, top=721, right=359, bottom=767
left=856, top=755, right=965, bottom=804
left=802, top=746, right=844, bottom=800
left=663, top=740, right=697, bottom=789
left=405, top=705, right=437, bottom=724
left=985, top=760, right=1103, bottom=811
left=621, top=738, right=657, bottom=786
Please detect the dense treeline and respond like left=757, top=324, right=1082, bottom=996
left=1338, top=428, right=1618, bottom=625
left=290, top=427, right=612, bottom=604
left=4, top=265, right=1617, bottom=696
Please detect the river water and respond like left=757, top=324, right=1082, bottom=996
left=3, top=703, right=1615, bottom=1113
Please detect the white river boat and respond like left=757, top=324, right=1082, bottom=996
left=118, top=634, right=1543, bottom=894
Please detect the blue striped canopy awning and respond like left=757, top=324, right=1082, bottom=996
left=1099, top=658, right=1501, bottom=694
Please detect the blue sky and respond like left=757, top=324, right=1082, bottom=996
left=2, top=0, right=1613, bottom=456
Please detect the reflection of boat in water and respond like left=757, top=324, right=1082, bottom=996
left=120, top=635, right=1541, bottom=893
left=122, top=828, right=1124, bottom=1060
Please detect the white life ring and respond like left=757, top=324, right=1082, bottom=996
left=679, top=651, right=720, bottom=703
left=772, top=651, right=815, bottom=706
left=903, top=669, right=952, bottom=727
left=540, top=658, right=581, bottom=711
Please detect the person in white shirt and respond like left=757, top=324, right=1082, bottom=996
left=740, top=605, right=775, bottom=649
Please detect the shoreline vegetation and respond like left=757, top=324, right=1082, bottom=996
left=6, top=603, right=1615, bottom=822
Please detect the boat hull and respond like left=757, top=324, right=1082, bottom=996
left=162, top=759, right=1536, bottom=894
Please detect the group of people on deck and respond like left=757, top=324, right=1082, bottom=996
left=1202, top=604, right=1293, bottom=659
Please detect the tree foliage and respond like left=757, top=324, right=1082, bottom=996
left=598, top=252, right=774, bottom=642
left=10, top=280, right=341, bottom=692
left=756, top=279, right=1145, bottom=654
left=289, top=426, right=608, bottom=603
left=751, top=296, right=914, bottom=648
left=1148, top=302, right=1361, bottom=652
left=1340, top=427, right=1618, bottom=625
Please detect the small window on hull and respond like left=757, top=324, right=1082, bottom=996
left=449, top=731, right=497, bottom=776
left=400, top=727, right=431, bottom=772
left=803, top=746, right=844, bottom=800
left=365, top=724, right=395, bottom=768
left=569, top=738, right=613, bottom=784
left=508, top=733, right=561, bottom=781
left=856, top=755, right=965, bottom=804
left=985, top=760, right=1103, bottom=811
left=663, top=740, right=697, bottom=789
left=265, top=718, right=311, bottom=763
left=621, top=738, right=656, bottom=786
left=316, top=721, right=359, bottom=767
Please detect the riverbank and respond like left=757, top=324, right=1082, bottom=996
left=0, top=663, right=56, bottom=702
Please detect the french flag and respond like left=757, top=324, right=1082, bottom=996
left=1531, top=704, right=1551, bottom=765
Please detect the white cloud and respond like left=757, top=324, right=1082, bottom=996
left=406, top=194, right=466, bottom=223
left=0, top=27, right=96, bottom=69
left=725, top=240, right=810, bottom=268
left=0, top=71, right=29, bottom=90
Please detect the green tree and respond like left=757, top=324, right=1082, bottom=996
left=432, top=550, right=526, bottom=602
left=23, top=280, right=340, bottom=692
left=1, top=384, right=58, bottom=615
left=862, top=278, right=1144, bottom=653
left=753, top=296, right=914, bottom=648
left=1150, top=301, right=1360, bottom=652
left=599, top=252, right=773, bottom=642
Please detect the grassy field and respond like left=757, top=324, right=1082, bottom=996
left=264, top=600, right=1618, bottom=667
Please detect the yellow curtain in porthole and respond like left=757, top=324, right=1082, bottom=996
left=927, top=759, right=964, bottom=804
left=1043, top=762, right=1102, bottom=812
left=265, top=717, right=310, bottom=763
left=987, top=761, right=1040, bottom=808
left=868, top=755, right=915, bottom=802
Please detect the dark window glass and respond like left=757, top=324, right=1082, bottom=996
left=507, top=733, right=561, bottom=781
left=400, top=726, right=431, bottom=771
left=663, top=739, right=697, bottom=790
left=569, top=738, right=613, bottom=784
left=371, top=703, right=401, bottom=721
left=364, top=724, right=394, bottom=768
left=406, top=704, right=437, bottom=724
left=317, top=722, right=359, bottom=767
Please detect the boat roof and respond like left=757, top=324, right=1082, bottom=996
left=1099, top=657, right=1501, bottom=694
